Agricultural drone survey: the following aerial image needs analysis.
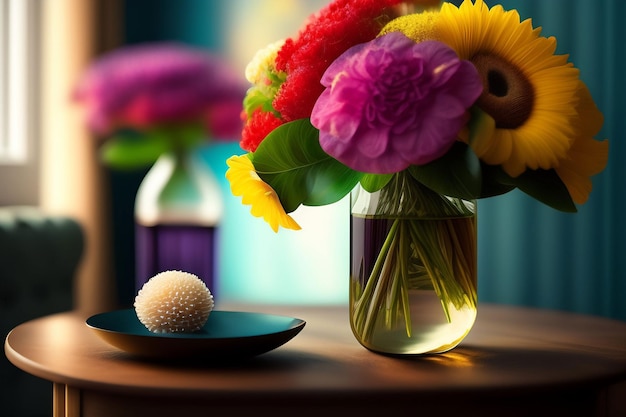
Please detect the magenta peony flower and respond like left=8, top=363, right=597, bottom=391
left=73, top=42, right=247, bottom=139
left=311, top=33, right=483, bottom=174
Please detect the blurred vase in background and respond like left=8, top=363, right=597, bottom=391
left=135, top=148, right=223, bottom=295
left=73, top=42, right=246, bottom=298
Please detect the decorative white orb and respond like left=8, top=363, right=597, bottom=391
left=134, top=270, right=214, bottom=333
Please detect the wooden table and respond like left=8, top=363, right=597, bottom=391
left=5, top=304, right=626, bottom=417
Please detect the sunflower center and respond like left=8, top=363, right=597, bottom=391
left=471, top=53, right=534, bottom=129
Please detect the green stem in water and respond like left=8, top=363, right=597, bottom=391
left=350, top=172, right=478, bottom=344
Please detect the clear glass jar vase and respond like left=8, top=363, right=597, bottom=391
left=350, top=172, right=477, bottom=355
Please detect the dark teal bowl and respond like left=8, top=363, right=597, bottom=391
left=86, top=309, right=306, bottom=360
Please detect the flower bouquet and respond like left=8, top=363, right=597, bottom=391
left=74, top=42, right=246, bottom=169
left=226, top=0, right=608, bottom=354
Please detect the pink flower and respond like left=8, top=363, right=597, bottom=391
left=73, top=42, right=246, bottom=139
left=311, top=33, right=483, bottom=174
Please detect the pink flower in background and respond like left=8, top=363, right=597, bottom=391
left=73, top=42, right=246, bottom=140
left=311, top=33, right=483, bottom=174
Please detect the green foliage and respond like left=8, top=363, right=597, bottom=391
left=408, top=142, right=482, bottom=200
left=467, top=106, right=495, bottom=151
left=252, top=119, right=362, bottom=212
left=100, top=132, right=170, bottom=169
left=495, top=168, right=577, bottom=213
left=247, top=112, right=577, bottom=214
left=243, top=70, right=285, bottom=117
left=243, top=87, right=276, bottom=117
left=476, top=164, right=516, bottom=198
left=360, top=173, right=393, bottom=193
left=99, top=124, right=205, bottom=170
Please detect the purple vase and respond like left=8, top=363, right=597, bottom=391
left=135, top=224, right=218, bottom=293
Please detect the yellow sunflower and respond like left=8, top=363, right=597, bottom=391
left=381, top=0, right=592, bottom=178
left=225, top=155, right=301, bottom=232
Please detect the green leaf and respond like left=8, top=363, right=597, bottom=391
left=408, top=142, right=482, bottom=200
left=360, top=173, right=393, bottom=193
left=165, top=123, right=206, bottom=148
left=468, top=106, right=496, bottom=150
left=252, top=119, right=362, bottom=212
left=243, top=87, right=275, bottom=116
left=100, top=132, right=172, bottom=169
left=496, top=168, right=577, bottom=213
left=477, top=164, right=516, bottom=198
left=99, top=124, right=206, bottom=170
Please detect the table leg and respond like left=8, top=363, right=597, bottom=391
left=53, top=383, right=65, bottom=417
left=53, top=383, right=81, bottom=417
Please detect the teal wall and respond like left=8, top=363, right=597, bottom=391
left=117, top=0, right=626, bottom=321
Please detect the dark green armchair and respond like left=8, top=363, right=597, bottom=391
left=1, top=206, right=84, bottom=417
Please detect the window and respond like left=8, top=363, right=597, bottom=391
left=0, top=0, right=37, bottom=164
left=0, top=0, right=39, bottom=205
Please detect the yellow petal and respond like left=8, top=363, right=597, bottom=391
left=226, top=155, right=301, bottom=232
left=555, top=83, right=608, bottom=204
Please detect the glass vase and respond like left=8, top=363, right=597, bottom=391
left=350, top=172, right=477, bottom=355
left=134, top=148, right=223, bottom=295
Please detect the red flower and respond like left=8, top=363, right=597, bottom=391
left=241, top=109, right=283, bottom=152
left=273, top=0, right=413, bottom=122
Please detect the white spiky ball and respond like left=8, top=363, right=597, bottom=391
left=134, top=270, right=214, bottom=333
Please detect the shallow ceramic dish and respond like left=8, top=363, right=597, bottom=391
left=86, top=309, right=305, bottom=360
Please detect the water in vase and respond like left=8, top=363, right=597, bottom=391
left=357, top=289, right=477, bottom=354
left=350, top=215, right=477, bottom=355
